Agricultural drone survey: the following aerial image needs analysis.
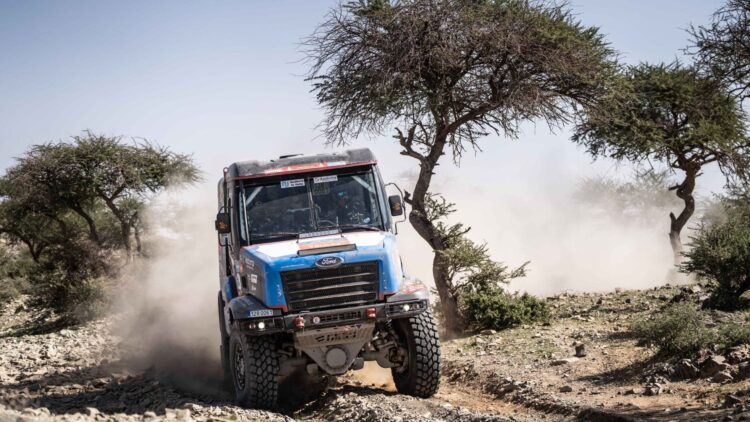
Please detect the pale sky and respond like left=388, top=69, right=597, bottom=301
left=0, top=0, right=729, bottom=294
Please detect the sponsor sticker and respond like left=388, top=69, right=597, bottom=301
left=249, top=309, right=274, bottom=317
left=280, top=179, right=305, bottom=188
left=313, top=175, right=338, bottom=184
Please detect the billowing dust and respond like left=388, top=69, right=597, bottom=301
left=348, top=361, right=396, bottom=392
left=388, top=169, right=693, bottom=296
left=114, top=186, right=223, bottom=396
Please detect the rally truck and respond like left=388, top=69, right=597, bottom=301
left=214, top=148, right=440, bottom=409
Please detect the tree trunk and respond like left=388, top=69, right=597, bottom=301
left=99, top=194, right=133, bottom=261
left=669, top=165, right=699, bottom=265
left=133, top=223, right=142, bottom=256
left=69, top=205, right=102, bottom=246
left=432, top=250, right=466, bottom=334
left=118, top=221, right=132, bottom=260
left=405, top=133, right=468, bottom=335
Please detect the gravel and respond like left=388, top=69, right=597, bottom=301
left=0, top=299, right=511, bottom=422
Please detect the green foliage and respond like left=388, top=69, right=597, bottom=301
left=0, top=244, right=32, bottom=302
left=631, top=303, right=716, bottom=358
left=682, top=195, right=750, bottom=310
left=632, top=303, right=750, bottom=358
left=461, top=291, right=549, bottom=331
left=719, top=321, right=750, bottom=347
left=574, top=62, right=748, bottom=168
left=0, top=132, right=198, bottom=321
left=690, top=0, right=750, bottom=102
left=308, top=0, right=618, bottom=152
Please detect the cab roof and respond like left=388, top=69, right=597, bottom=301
left=225, top=148, right=377, bottom=180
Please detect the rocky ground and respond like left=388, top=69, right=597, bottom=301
left=2, top=286, right=750, bottom=421
left=442, top=284, right=750, bottom=421
left=0, top=298, right=533, bottom=422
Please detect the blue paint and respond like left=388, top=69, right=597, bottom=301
left=231, top=233, right=403, bottom=310
left=228, top=294, right=282, bottom=320
left=222, top=276, right=236, bottom=302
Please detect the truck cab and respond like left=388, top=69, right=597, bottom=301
left=215, top=148, right=440, bottom=409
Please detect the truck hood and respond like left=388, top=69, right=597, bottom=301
left=248, top=231, right=388, bottom=259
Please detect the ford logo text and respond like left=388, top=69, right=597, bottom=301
left=316, top=256, right=344, bottom=269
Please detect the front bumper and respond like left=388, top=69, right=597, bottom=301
left=235, top=299, right=428, bottom=335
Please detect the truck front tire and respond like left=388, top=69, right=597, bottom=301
left=391, top=310, right=441, bottom=398
left=229, top=331, right=279, bottom=409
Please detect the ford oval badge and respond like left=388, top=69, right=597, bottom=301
left=316, top=256, right=344, bottom=269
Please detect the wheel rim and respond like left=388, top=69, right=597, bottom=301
left=233, top=341, right=246, bottom=390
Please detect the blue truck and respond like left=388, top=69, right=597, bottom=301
left=215, top=148, right=441, bottom=409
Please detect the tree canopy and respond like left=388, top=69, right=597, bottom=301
left=1, top=132, right=199, bottom=257
left=690, top=0, right=750, bottom=102
left=0, top=133, right=199, bottom=317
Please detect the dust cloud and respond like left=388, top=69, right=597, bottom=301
left=114, top=185, right=223, bottom=396
left=349, top=362, right=396, bottom=392
left=389, top=167, right=690, bottom=297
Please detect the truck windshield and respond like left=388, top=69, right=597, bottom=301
left=242, top=169, right=384, bottom=243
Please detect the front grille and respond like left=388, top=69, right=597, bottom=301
left=281, top=261, right=379, bottom=312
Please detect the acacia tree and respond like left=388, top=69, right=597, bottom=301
left=0, top=132, right=198, bottom=316
left=690, top=0, right=750, bottom=102
left=573, top=62, right=749, bottom=263
left=306, top=0, right=617, bottom=332
left=2, top=132, right=199, bottom=259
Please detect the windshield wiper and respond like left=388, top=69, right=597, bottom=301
left=337, top=224, right=382, bottom=232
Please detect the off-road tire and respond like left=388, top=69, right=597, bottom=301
left=391, top=310, right=441, bottom=398
left=228, top=331, right=279, bottom=409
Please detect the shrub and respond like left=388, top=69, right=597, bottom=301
left=0, top=244, right=33, bottom=303
left=631, top=303, right=717, bottom=357
left=719, top=321, right=750, bottom=348
left=631, top=303, right=715, bottom=358
left=631, top=302, right=750, bottom=359
left=461, top=290, right=549, bottom=331
left=28, top=237, right=113, bottom=322
left=682, top=201, right=750, bottom=310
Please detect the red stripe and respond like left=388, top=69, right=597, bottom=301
left=229, top=161, right=377, bottom=181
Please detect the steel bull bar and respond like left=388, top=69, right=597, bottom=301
left=236, top=299, right=428, bottom=335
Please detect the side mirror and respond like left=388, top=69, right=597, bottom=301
left=388, top=195, right=404, bottom=216
left=215, top=212, right=231, bottom=234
